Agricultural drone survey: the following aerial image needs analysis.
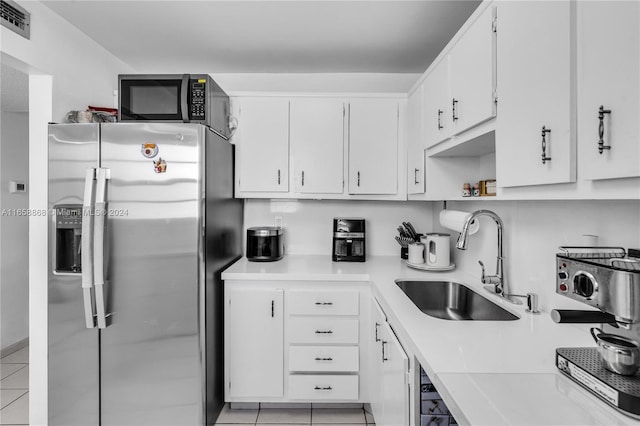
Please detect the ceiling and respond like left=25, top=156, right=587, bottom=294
left=42, top=0, right=481, bottom=74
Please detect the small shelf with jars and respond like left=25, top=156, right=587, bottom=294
left=424, top=130, right=498, bottom=201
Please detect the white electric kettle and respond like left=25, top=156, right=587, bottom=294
left=424, top=233, right=450, bottom=267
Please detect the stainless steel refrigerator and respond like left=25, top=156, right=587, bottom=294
left=48, top=122, right=242, bottom=425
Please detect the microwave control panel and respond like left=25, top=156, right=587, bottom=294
left=190, top=80, right=206, bottom=119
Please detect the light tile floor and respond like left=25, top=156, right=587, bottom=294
left=0, top=346, right=29, bottom=425
left=215, top=404, right=376, bottom=425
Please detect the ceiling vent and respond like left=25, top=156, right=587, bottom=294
left=1, top=0, right=30, bottom=39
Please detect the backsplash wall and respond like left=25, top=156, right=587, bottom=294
left=439, top=199, right=640, bottom=312
left=243, top=199, right=434, bottom=256
left=245, top=198, right=640, bottom=313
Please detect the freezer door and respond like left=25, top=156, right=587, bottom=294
left=48, top=124, right=100, bottom=426
left=98, top=123, right=205, bottom=425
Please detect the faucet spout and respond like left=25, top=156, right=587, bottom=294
left=455, top=210, right=508, bottom=298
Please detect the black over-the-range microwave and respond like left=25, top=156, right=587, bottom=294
left=118, top=74, right=230, bottom=137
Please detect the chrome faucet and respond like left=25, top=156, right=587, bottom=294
left=456, top=210, right=523, bottom=305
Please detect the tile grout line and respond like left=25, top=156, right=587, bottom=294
left=0, top=390, right=28, bottom=412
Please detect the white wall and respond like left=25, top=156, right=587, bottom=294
left=213, top=73, right=421, bottom=94
left=438, top=199, right=640, bottom=312
left=2, top=2, right=136, bottom=424
left=0, top=112, right=30, bottom=350
left=243, top=199, right=434, bottom=256
left=1, top=1, right=133, bottom=121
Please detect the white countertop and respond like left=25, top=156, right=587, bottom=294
left=222, top=255, right=640, bottom=425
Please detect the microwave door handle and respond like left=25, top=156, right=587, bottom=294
left=181, top=74, right=189, bottom=122
left=81, top=168, right=97, bottom=329
left=93, top=167, right=110, bottom=329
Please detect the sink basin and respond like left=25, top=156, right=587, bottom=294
left=395, top=280, right=519, bottom=321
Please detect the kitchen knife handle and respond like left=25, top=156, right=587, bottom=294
left=81, top=168, right=96, bottom=329
left=550, top=309, right=616, bottom=324
left=94, top=168, right=110, bottom=329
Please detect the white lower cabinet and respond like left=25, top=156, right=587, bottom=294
left=225, top=281, right=369, bottom=403
left=225, top=286, right=284, bottom=399
left=370, top=297, right=410, bottom=426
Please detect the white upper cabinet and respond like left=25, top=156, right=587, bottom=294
left=448, top=5, right=496, bottom=136
left=496, top=0, right=575, bottom=187
left=577, top=1, right=640, bottom=180
left=290, top=98, right=345, bottom=194
left=236, top=97, right=289, bottom=192
left=407, top=85, right=425, bottom=194
left=423, top=58, right=451, bottom=149
left=348, top=99, right=399, bottom=195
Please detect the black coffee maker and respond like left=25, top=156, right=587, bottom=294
left=332, top=218, right=365, bottom=262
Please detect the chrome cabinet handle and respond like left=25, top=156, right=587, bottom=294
left=314, top=357, right=333, bottom=361
left=541, top=126, right=552, bottom=164
left=94, top=167, right=110, bottom=329
left=301, top=170, right=305, bottom=186
left=437, top=109, right=444, bottom=130
left=382, top=340, right=388, bottom=362
left=598, top=105, right=612, bottom=154
left=314, top=302, right=333, bottom=306
left=414, top=168, right=420, bottom=185
left=81, top=168, right=96, bottom=329
left=271, top=300, right=275, bottom=318
left=315, top=330, right=333, bottom=334
left=452, top=99, right=459, bottom=121
left=374, top=322, right=381, bottom=342
left=314, top=386, right=333, bottom=391
left=277, top=169, right=281, bottom=185
left=357, top=171, right=361, bottom=187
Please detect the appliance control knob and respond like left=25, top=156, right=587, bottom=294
left=573, top=273, right=596, bottom=299
left=559, top=283, right=568, bottom=292
left=558, top=271, right=568, bottom=280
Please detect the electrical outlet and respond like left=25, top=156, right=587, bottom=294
left=275, top=216, right=283, bottom=228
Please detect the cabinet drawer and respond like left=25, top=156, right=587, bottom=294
left=288, top=318, right=359, bottom=344
left=288, top=290, right=359, bottom=316
left=288, top=375, right=359, bottom=400
left=289, top=346, right=359, bottom=372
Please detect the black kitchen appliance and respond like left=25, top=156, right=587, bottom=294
left=332, top=218, right=365, bottom=262
left=118, top=74, right=230, bottom=137
left=554, top=247, right=640, bottom=419
left=246, top=227, right=284, bottom=262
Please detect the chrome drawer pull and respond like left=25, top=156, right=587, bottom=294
left=315, top=330, right=333, bottom=334
left=314, top=386, right=333, bottom=391
left=314, top=302, right=334, bottom=306
left=314, top=357, right=333, bottom=361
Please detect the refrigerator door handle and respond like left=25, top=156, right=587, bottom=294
left=81, top=168, right=97, bottom=328
left=94, top=167, right=110, bottom=329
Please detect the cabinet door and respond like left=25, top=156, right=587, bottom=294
left=237, top=98, right=289, bottom=192
left=227, top=287, right=284, bottom=398
left=496, top=1, right=575, bottom=187
left=369, top=298, right=386, bottom=424
left=348, top=99, right=399, bottom=194
left=290, top=98, right=345, bottom=193
left=407, top=85, right=425, bottom=194
left=449, top=5, right=496, bottom=135
left=423, top=59, right=451, bottom=148
left=381, top=321, right=409, bottom=426
left=578, top=1, right=640, bottom=180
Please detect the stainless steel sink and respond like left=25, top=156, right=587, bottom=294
left=395, top=280, right=519, bottom=321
